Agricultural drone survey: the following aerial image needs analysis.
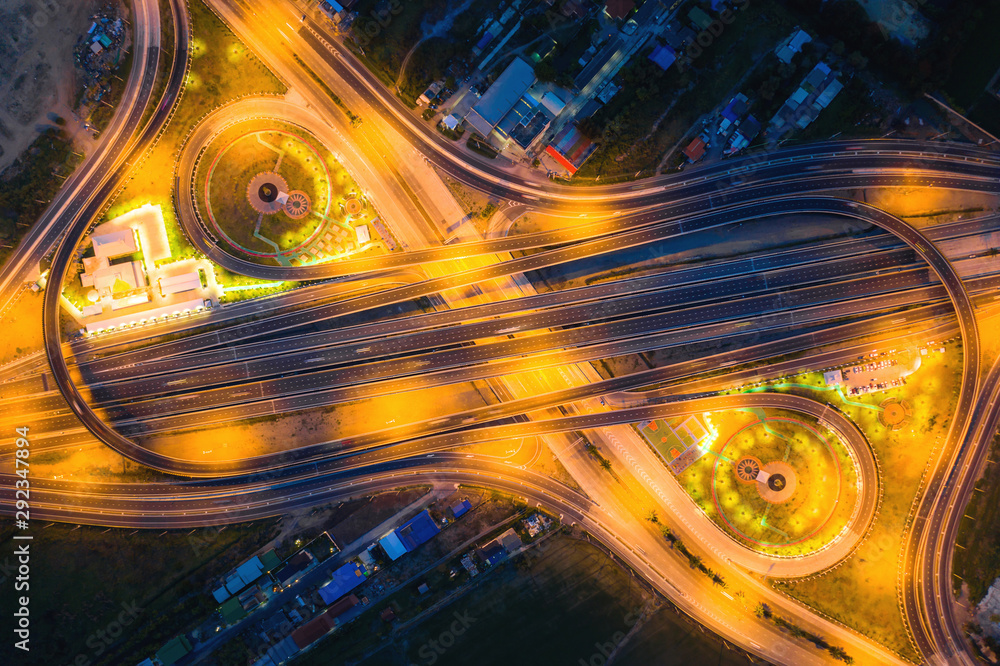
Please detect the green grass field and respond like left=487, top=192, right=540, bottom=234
left=769, top=344, right=962, bottom=661
left=675, top=409, right=858, bottom=557
left=98, top=0, right=286, bottom=278
left=194, top=119, right=370, bottom=263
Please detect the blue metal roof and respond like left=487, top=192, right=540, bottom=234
left=648, top=45, right=676, bottom=71
left=318, top=562, right=366, bottom=605
left=396, top=510, right=440, bottom=551
left=379, top=531, right=408, bottom=561
left=452, top=499, right=472, bottom=518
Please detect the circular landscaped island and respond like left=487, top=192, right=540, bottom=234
left=194, top=119, right=369, bottom=266
left=679, top=411, right=860, bottom=557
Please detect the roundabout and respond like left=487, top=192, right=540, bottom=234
left=195, top=118, right=371, bottom=266
left=679, top=412, right=861, bottom=556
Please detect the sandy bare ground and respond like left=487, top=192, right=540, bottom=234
left=0, top=0, right=103, bottom=172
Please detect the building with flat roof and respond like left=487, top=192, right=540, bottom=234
left=464, top=58, right=536, bottom=139
left=91, top=228, right=137, bottom=258
left=158, top=272, right=200, bottom=296
left=85, top=297, right=205, bottom=334
left=81, top=258, right=144, bottom=293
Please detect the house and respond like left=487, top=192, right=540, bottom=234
left=273, top=551, right=315, bottom=587
left=775, top=28, right=812, bottom=64
left=291, top=611, right=337, bottom=650
left=260, top=548, right=282, bottom=572
left=603, top=0, right=635, bottom=20
left=327, top=594, right=360, bottom=621
left=317, top=562, right=366, bottom=605
left=721, top=93, right=749, bottom=124
left=687, top=6, right=713, bottom=30
left=769, top=62, right=844, bottom=135
left=648, top=44, right=677, bottom=71
left=395, top=510, right=440, bottom=551
left=220, top=596, right=246, bottom=624
left=479, top=543, right=506, bottom=567
left=726, top=114, right=761, bottom=154
left=155, top=636, right=192, bottom=666
left=417, top=81, right=443, bottom=106
left=497, top=528, right=523, bottom=552
left=379, top=510, right=440, bottom=560
left=683, top=136, right=708, bottom=162
left=451, top=498, right=472, bottom=518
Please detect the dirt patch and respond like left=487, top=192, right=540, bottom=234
left=0, top=0, right=104, bottom=171
left=0, top=289, right=44, bottom=366
left=269, top=486, right=433, bottom=555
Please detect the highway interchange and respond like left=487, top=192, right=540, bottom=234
left=2, top=0, right=1000, bottom=663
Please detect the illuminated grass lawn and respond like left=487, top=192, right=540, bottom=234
left=677, top=409, right=858, bottom=557
left=758, top=343, right=961, bottom=661
left=195, top=120, right=352, bottom=258
left=191, top=116, right=383, bottom=268
left=99, top=0, right=288, bottom=302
